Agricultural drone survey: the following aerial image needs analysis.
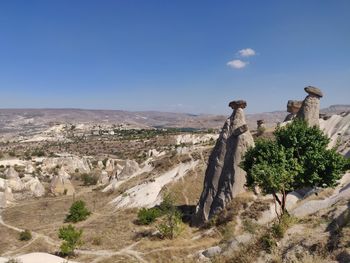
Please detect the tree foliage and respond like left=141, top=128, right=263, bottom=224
left=242, top=119, right=347, bottom=218
left=137, top=207, right=161, bottom=225
left=65, top=200, right=91, bottom=223
left=58, top=224, right=83, bottom=256
left=157, top=193, right=183, bottom=239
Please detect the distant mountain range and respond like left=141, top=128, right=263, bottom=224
left=0, top=105, right=349, bottom=133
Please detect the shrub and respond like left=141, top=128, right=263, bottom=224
left=81, top=173, right=98, bottom=186
left=65, top=200, right=91, bottom=223
left=242, top=219, right=260, bottom=234
left=19, top=229, right=32, bottom=241
left=157, top=194, right=183, bottom=239
left=137, top=207, right=161, bottom=225
left=157, top=208, right=183, bottom=239
left=260, top=233, right=276, bottom=253
left=271, top=214, right=297, bottom=239
left=58, top=224, right=83, bottom=256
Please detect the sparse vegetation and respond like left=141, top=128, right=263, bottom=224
left=18, top=229, right=32, bottom=241
left=137, top=207, right=161, bottom=225
left=65, top=200, right=91, bottom=223
left=80, top=173, right=98, bottom=186
left=5, top=259, right=22, bottom=263
left=58, top=224, right=83, bottom=256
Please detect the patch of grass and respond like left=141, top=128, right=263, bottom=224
left=242, top=219, right=260, bottom=234
left=260, top=232, right=277, bottom=253
left=91, top=236, right=102, bottom=246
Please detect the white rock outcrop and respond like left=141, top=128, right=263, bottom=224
left=320, top=112, right=350, bottom=157
left=42, top=156, right=91, bottom=174
left=98, top=170, right=110, bottom=185
left=0, top=179, right=14, bottom=208
left=117, top=160, right=140, bottom=180
left=50, top=174, right=75, bottom=196
left=24, top=177, right=45, bottom=197
left=5, top=167, right=24, bottom=192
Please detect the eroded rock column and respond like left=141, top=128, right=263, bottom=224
left=192, top=100, right=254, bottom=225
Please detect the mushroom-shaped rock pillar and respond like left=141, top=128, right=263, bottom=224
left=192, top=100, right=255, bottom=226
left=297, top=86, right=323, bottom=127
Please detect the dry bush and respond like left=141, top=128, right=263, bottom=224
left=241, top=198, right=271, bottom=221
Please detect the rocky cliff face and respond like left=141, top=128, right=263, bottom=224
left=192, top=100, right=254, bottom=225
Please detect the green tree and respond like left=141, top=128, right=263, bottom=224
left=242, top=120, right=346, bottom=219
left=274, top=120, right=346, bottom=189
left=58, top=224, right=83, bottom=256
left=65, top=200, right=91, bottom=223
left=157, top=194, right=183, bottom=239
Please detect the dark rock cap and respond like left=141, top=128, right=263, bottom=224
left=257, top=120, right=264, bottom=124
left=304, top=86, right=323, bottom=98
left=229, top=100, right=247, bottom=109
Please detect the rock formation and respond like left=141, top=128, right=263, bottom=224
left=5, top=167, right=24, bottom=192
left=284, top=100, right=303, bottom=121
left=105, top=159, right=115, bottom=173
left=297, top=86, right=323, bottom=126
left=117, top=160, right=140, bottom=180
left=0, top=179, right=14, bottom=208
left=97, top=160, right=104, bottom=170
left=5, top=166, right=19, bottom=179
left=24, top=177, right=45, bottom=197
left=42, top=156, right=91, bottom=174
left=257, top=119, right=265, bottom=129
left=98, top=170, right=110, bottom=185
left=58, top=167, right=71, bottom=179
left=25, top=163, right=35, bottom=174
left=320, top=112, right=350, bottom=157
left=192, top=100, right=255, bottom=225
left=50, top=174, right=75, bottom=196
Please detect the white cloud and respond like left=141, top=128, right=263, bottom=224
left=238, top=48, right=256, bottom=57
left=226, top=59, right=248, bottom=69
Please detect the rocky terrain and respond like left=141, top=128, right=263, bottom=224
left=1, top=105, right=349, bottom=143
left=0, top=90, right=349, bottom=263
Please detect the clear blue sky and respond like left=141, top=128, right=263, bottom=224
left=0, top=0, right=349, bottom=114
